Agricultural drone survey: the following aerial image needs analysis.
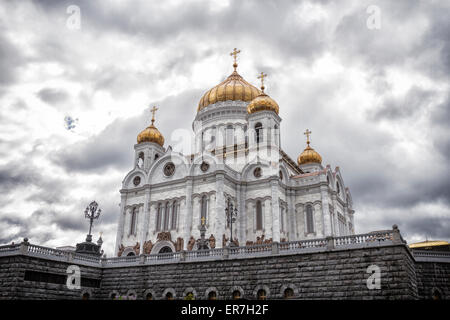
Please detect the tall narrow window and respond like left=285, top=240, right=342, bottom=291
left=156, top=203, right=162, bottom=231
left=163, top=202, right=170, bottom=231
left=201, top=195, right=208, bottom=224
left=274, top=125, right=279, bottom=146
left=171, top=201, right=177, bottom=230
left=280, top=207, right=284, bottom=232
left=306, top=205, right=314, bottom=234
left=130, top=207, right=137, bottom=235
left=226, top=125, right=234, bottom=146
left=256, top=200, right=263, bottom=230
left=255, top=123, right=263, bottom=144
left=226, top=198, right=231, bottom=228
left=244, top=125, right=248, bottom=148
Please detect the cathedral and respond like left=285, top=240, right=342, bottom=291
left=115, top=49, right=355, bottom=257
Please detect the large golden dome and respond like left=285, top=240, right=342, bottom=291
left=297, top=129, right=322, bottom=165
left=197, top=70, right=261, bottom=111
left=137, top=107, right=164, bottom=147
left=247, top=72, right=279, bottom=114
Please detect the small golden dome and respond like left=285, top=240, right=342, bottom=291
left=297, top=145, right=322, bottom=165
left=198, top=70, right=261, bottom=111
left=247, top=72, right=279, bottom=114
left=297, top=129, right=322, bottom=165
left=137, top=106, right=164, bottom=147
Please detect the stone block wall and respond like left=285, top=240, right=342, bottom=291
left=415, top=261, right=450, bottom=299
left=0, top=244, right=435, bottom=300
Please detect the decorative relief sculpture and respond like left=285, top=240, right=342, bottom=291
left=157, top=232, right=172, bottom=242
left=222, top=234, right=228, bottom=248
left=175, top=237, right=184, bottom=252
left=143, top=240, right=153, bottom=254
left=187, top=236, right=196, bottom=251
left=117, top=244, right=125, bottom=257
left=133, top=242, right=140, bottom=255
left=200, top=161, right=210, bottom=172
left=246, top=235, right=273, bottom=246
left=208, top=234, right=216, bottom=249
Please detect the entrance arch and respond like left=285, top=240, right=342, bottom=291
left=150, top=240, right=176, bottom=254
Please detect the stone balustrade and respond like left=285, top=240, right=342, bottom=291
left=0, top=227, right=426, bottom=268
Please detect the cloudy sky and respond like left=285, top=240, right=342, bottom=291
left=0, top=0, right=449, bottom=256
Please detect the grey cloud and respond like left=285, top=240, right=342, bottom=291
left=36, top=88, right=69, bottom=105
left=371, top=86, right=435, bottom=121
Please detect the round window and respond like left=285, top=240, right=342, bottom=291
left=163, top=162, right=175, bottom=177
left=133, top=176, right=141, bottom=186
left=200, top=161, right=210, bottom=172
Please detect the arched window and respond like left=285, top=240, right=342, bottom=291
left=154, top=153, right=159, bottom=160
left=232, top=290, right=241, bottom=300
left=201, top=195, right=208, bottom=224
left=130, top=207, right=137, bottom=235
left=256, top=200, right=263, bottom=230
left=336, top=182, right=341, bottom=195
left=257, top=289, right=267, bottom=300
left=274, top=125, right=279, bottom=146
left=171, top=201, right=178, bottom=230
left=159, top=246, right=173, bottom=253
left=255, top=123, right=263, bottom=144
left=165, top=292, right=173, bottom=300
left=208, top=291, right=217, bottom=300
left=244, top=125, right=248, bottom=148
left=126, top=251, right=136, bottom=257
left=306, top=205, right=314, bottom=234
left=82, top=292, right=90, bottom=300
left=284, top=288, right=294, bottom=299
left=184, top=292, right=194, bottom=300
left=156, top=203, right=162, bottom=232
left=432, top=289, right=442, bottom=300
left=146, top=292, right=153, bottom=300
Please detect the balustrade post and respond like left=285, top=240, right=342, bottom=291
left=180, top=250, right=186, bottom=262
left=326, top=236, right=335, bottom=250
left=271, top=242, right=279, bottom=255
left=391, top=225, right=404, bottom=244
left=223, top=246, right=229, bottom=260
left=139, top=254, right=145, bottom=264
left=20, top=238, right=29, bottom=255
left=68, top=252, right=74, bottom=262
left=100, top=256, right=106, bottom=266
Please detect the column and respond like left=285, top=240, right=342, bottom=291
left=287, top=190, right=296, bottom=241
left=270, top=179, right=280, bottom=242
left=238, top=185, right=246, bottom=243
left=114, top=195, right=127, bottom=255
left=215, top=173, right=225, bottom=247
left=139, top=192, right=150, bottom=254
left=183, top=179, right=193, bottom=249
left=320, top=185, right=332, bottom=237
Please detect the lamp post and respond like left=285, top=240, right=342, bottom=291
left=225, top=201, right=238, bottom=247
left=84, top=201, right=101, bottom=242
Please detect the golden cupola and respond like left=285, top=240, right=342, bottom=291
left=137, top=106, right=164, bottom=147
left=247, top=72, right=279, bottom=115
left=197, top=48, right=261, bottom=112
left=297, top=129, right=322, bottom=165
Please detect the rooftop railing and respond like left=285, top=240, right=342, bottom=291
left=0, top=226, right=417, bottom=268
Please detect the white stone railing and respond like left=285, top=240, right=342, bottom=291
left=0, top=227, right=408, bottom=267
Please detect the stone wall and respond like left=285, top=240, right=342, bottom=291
left=415, top=261, right=450, bottom=299
left=0, top=243, right=422, bottom=300
left=0, top=255, right=102, bottom=300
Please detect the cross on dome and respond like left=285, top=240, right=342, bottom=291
left=150, top=105, right=158, bottom=125
left=230, top=48, right=241, bottom=71
left=257, top=72, right=267, bottom=92
left=304, top=129, right=312, bottom=146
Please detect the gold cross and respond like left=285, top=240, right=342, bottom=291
left=230, top=48, right=241, bottom=71
left=150, top=105, right=158, bottom=125
left=304, top=129, right=312, bottom=145
left=257, top=72, right=267, bottom=92
left=201, top=216, right=206, bottom=225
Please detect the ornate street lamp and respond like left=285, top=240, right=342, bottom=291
left=84, top=201, right=101, bottom=242
left=225, top=201, right=238, bottom=247
left=75, top=201, right=103, bottom=256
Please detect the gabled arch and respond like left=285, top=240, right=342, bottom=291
left=147, top=152, right=189, bottom=184
left=122, top=168, right=147, bottom=189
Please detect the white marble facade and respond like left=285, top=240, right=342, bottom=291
left=115, top=101, right=355, bottom=257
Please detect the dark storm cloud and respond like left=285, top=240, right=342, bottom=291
left=371, top=86, right=435, bottom=121
left=36, top=88, right=69, bottom=105
left=400, top=216, right=450, bottom=240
